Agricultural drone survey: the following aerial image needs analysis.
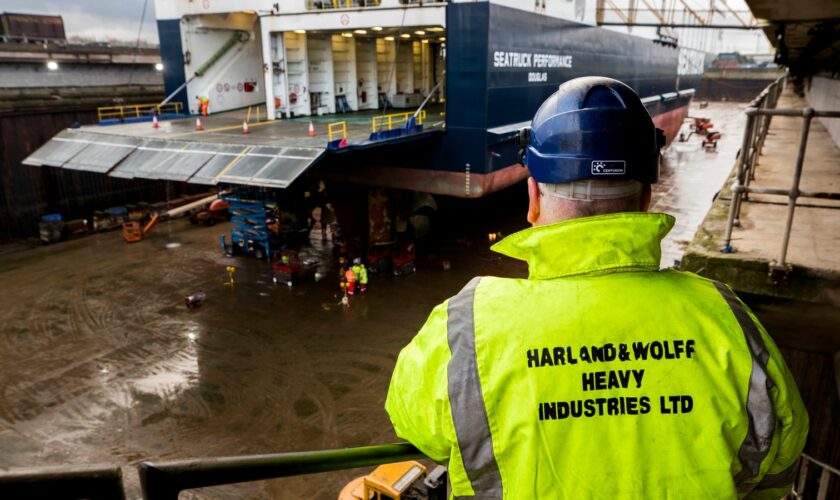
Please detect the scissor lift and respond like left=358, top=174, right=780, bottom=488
left=219, top=189, right=278, bottom=260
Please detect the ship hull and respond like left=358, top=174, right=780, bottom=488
left=28, top=2, right=697, bottom=200
left=319, top=2, right=695, bottom=197
left=319, top=97, right=690, bottom=198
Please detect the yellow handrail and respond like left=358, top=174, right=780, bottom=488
left=97, top=102, right=183, bottom=122
left=371, top=110, right=426, bottom=133
left=328, top=121, right=347, bottom=142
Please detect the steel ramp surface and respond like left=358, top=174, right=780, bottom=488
left=24, top=128, right=324, bottom=189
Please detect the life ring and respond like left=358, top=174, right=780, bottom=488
left=289, top=92, right=298, bottom=104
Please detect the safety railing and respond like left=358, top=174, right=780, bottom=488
left=138, top=442, right=427, bottom=500
left=793, top=454, right=840, bottom=500
left=721, top=75, right=840, bottom=284
left=371, top=110, right=426, bottom=133
left=1, top=447, right=831, bottom=498
left=328, top=121, right=347, bottom=142
left=0, top=464, right=125, bottom=500
left=97, top=102, right=183, bottom=122
left=0, top=443, right=429, bottom=500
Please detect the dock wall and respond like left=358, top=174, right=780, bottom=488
left=695, top=69, right=785, bottom=101
left=807, top=75, right=840, bottom=150
left=0, top=108, right=202, bottom=240
left=681, top=88, right=840, bottom=493
left=0, top=42, right=208, bottom=241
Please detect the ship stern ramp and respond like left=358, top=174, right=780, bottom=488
left=22, top=108, right=450, bottom=191
left=22, top=114, right=338, bottom=190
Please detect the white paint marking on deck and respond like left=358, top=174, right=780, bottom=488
left=53, top=137, right=137, bottom=149
left=53, top=137, right=319, bottom=161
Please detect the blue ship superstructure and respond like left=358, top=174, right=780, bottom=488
left=26, top=1, right=698, bottom=199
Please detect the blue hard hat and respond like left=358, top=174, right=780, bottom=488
left=520, top=77, right=665, bottom=184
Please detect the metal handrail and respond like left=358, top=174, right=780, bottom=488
left=328, top=120, right=347, bottom=141
left=97, top=102, right=183, bottom=122
left=721, top=75, right=840, bottom=283
left=371, top=110, right=426, bottom=132
left=0, top=464, right=125, bottom=500
left=794, top=454, right=840, bottom=500
left=138, top=442, right=425, bottom=500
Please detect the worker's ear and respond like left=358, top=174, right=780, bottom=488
left=527, top=177, right=541, bottom=225
left=640, top=184, right=652, bottom=211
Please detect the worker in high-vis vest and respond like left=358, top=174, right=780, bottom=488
left=386, top=77, right=808, bottom=499
left=196, top=95, right=209, bottom=116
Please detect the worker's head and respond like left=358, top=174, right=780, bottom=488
left=519, top=77, right=665, bottom=226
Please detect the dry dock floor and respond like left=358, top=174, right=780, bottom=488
left=0, top=102, right=756, bottom=498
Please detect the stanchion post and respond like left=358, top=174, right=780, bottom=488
left=722, top=109, right=756, bottom=253
left=777, top=108, right=813, bottom=267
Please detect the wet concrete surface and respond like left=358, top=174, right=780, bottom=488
left=0, top=102, right=747, bottom=498
left=0, top=218, right=528, bottom=499
left=655, top=102, right=747, bottom=267
left=683, top=90, right=840, bottom=289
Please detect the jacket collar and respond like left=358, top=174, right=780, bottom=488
left=491, top=212, right=674, bottom=279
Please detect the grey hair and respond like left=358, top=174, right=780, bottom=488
left=537, top=180, right=644, bottom=218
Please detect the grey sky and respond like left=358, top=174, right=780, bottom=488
left=0, top=0, right=158, bottom=44
left=0, top=0, right=769, bottom=54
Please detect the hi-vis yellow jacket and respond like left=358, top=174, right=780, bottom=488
left=386, top=212, right=808, bottom=499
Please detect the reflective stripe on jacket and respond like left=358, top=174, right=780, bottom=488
left=385, top=212, right=807, bottom=499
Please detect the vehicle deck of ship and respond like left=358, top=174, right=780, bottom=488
left=93, top=104, right=446, bottom=147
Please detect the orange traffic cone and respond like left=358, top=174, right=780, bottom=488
left=152, top=114, right=159, bottom=129
left=196, top=117, right=203, bottom=131
left=308, top=121, right=316, bottom=137
left=242, top=120, right=250, bottom=135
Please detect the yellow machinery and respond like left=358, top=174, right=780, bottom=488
left=338, top=461, right=446, bottom=500
left=121, top=193, right=219, bottom=243
left=122, top=214, right=159, bottom=243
